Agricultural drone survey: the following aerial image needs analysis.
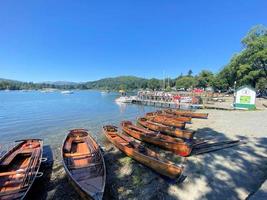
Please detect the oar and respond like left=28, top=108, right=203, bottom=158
left=0, top=170, right=25, bottom=177
left=193, top=140, right=240, bottom=149
left=192, top=142, right=241, bottom=155
left=22, top=148, right=39, bottom=187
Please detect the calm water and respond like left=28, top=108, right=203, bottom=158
left=0, top=90, right=156, bottom=148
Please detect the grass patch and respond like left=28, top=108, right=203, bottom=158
left=119, top=157, right=132, bottom=165
left=132, top=167, right=144, bottom=187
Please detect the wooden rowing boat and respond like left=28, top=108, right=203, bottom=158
left=121, top=121, right=192, bottom=156
left=155, top=110, right=192, bottom=122
left=0, top=139, right=43, bottom=200
left=145, top=114, right=186, bottom=129
left=62, top=129, right=106, bottom=200
left=103, top=125, right=183, bottom=179
left=165, top=109, right=208, bottom=119
left=137, top=117, right=195, bottom=139
left=146, top=111, right=192, bottom=123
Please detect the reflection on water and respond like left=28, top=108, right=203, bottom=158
left=0, top=90, right=157, bottom=147
left=116, top=101, right=126, bottom=113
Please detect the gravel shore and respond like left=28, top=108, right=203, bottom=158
left=29, top=108, right=267, bottom=200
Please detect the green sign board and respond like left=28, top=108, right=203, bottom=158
left=240, top=96, right=251, bottom=104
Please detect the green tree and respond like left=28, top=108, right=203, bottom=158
left=196, top=70, right=214, bottom=88
left=256, top=77, right=267, bottom=91
left=148, top=78, right=160, bottom=90
left=218, top=25, right=267, bottom=89
left=176, top=76, right=196, bottom=89
left=187, top=69, right=193, bottom=77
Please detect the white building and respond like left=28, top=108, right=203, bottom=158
left=234, top=85, right=256, bottom=110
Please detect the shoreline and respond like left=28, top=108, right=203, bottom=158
left=23, top=108, right=267, bottom=200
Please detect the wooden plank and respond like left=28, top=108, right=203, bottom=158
left=64, top=152, right=93, bottom=157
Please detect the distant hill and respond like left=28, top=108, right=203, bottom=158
left=0, top=76, right=155, bottom=90
left=83, top=76, right=148, bottom=90
left=0, top=78, right=23, bottom=83
left=40, top=81, right=79, bottom=86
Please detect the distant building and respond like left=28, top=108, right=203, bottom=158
left=234, top=85, right=256, bottom=110
left=205, top=86, right=214, bottom=92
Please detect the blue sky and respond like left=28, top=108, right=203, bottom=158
left=0, top=0, right=267, bottom=82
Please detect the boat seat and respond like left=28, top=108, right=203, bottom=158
left=69, top=162, right=102, bottom=170
left=64, top=153, right=94, bottom=158
left=120, top=142, right=129, bottom=146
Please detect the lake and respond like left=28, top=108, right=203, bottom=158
left=0, top=90, right=157, bottom=148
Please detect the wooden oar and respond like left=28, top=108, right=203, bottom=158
left=192, top=143, right=240, bottom=155
left=193, top=140, right=240, bottom=149
left=0, top=170, right=25, bottom=177
left=22, top=148, right=39, bottom=187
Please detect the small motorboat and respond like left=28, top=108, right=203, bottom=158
left=62, top=129, right=106, bottom=200
left=103, top=125, right=183, bottom=179
left=0, top=139, right=43, bottom=200
left=115, top=96, right=133, bottom=103
left=61, top=90, right=74, bottom=95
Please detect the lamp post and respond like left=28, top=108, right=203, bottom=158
left=233, top=81, right=237, bottom=107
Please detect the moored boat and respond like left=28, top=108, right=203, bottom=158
left=145, top=115, right=186, bottom=129
left=62, top=129, right=106, bottom=200
left=61, top=90, right=74, bottom=94
left=103, top=125, right=183, bottom=179
left=121, top=121, right=192, bottom=156
left=137, top=117, right=195, bottom=139
left=146, top=111, right=192, bottom=123
left=0, top=139, right=43, bottom=200
left=165, top=109, right=208, bottom=119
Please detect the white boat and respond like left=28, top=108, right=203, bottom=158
left=40, top=88, right=58, bottom=93
left=115, top=96, right=133, bottom=103
left=61, top=90, right=74, bottom=94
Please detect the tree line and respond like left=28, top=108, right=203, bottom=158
left=1, top=25, right=266, bottom=92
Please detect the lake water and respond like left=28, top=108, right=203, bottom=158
left=0, top=90, right=157, bottom=148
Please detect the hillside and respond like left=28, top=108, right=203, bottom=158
left=83, top=76, right=148, bottom=90
left=0, top=76, right=152, bottom=90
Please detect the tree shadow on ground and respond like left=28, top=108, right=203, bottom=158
left=101, top=127, right=267, bottom=200
left=28, top=127, right=267, bottom=200
left=164, top=128, right=267, bottom=200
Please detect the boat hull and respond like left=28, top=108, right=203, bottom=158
left=62, top=129, right=106, bottom=200
left=165, top=109, right=208, bottom=119
left=103, top=125, right=183, bottom=179
left=146, top=112, right=192, bottom=123
left=0, top=139, right=43, bottom=200
left=137, top=117, right=194, bottom=139
left=145, top=115, right=186, bottom=129
left=121, top=121, right=192, bottom=156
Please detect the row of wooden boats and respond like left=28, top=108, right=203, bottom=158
left=102, top=109, right=241, bottom=188
left=0, top=109, right=209, bottom=200
left=102, top=109, right=210, bottom=182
